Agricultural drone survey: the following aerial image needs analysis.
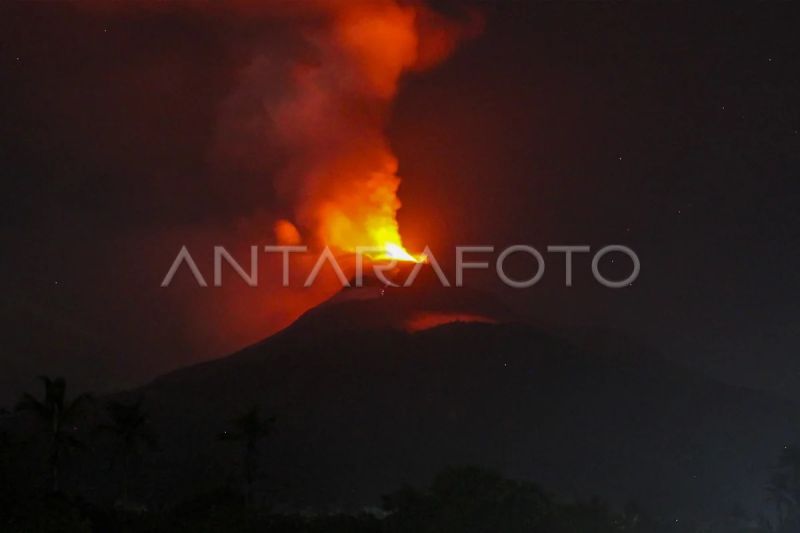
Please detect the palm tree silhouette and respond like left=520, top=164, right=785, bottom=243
left=15, top=376, right=92, bottom=493
left=97, top=398, right=157, bottom=503
left=218, top=405, right=275, bottom=504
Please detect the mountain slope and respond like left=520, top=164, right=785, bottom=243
left=108, top=283, right=798, bottom=519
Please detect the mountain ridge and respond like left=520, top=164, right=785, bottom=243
left=92, top=286, right=800, bottom=520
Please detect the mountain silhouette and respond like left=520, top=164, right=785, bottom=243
left=95, top=271, right=798, bottom=519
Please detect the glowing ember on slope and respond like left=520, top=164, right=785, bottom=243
left=405, top=311, right=497, bottom=332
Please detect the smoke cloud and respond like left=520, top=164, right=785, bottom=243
left=213, top=0, right=481, bottom=254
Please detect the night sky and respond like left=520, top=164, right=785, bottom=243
left=1, top=2, right=799, bottom=405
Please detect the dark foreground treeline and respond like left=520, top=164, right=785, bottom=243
left=1, top=377, right=799, bottom=533
left=0, top=466, right=658, bottom=533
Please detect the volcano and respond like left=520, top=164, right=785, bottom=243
left=99, top=270, right=798, bottom=519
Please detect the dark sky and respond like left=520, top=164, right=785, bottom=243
left=1, top=2, right=798, bottom=405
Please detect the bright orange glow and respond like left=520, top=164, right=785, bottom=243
left=267, top=2, right=479, bottom=264
left=312, top=3, right=421, bottom=262
left=312, top=152, right=421, bottom=262
left=405, top=312, right=497, bottom=332
left=274, top=219, right=302, bottom=245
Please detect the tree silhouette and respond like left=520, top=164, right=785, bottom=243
left=0, top=411, right=12, bottom=500
left=764, top=445, right=800, bottom=532
left=97, top=398, right=157, bottom=503
left=218, top=405, right=275, bottom=504
left=383, top=466, right=555, bottom=533
left=15, top=376, right=92, bottom=493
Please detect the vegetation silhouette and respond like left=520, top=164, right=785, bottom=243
left=762, top=445, right=800, bottom=532
left=382, top=465, right=638, bottom=533
left=0, top=374, right=796, bottom=532
left=217, top=405, right=275, bottom=505
left=15, top=376, right=92, bottom=493
left=97, top=398, right=158, bottom=507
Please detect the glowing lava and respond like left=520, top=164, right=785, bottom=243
left=384, top=243, right=422, bottom=262
left=264, top=1, right=479, bottom=267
